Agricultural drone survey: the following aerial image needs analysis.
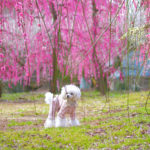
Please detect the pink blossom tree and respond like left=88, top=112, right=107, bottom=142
left=0, top=0, right=149, bottom=94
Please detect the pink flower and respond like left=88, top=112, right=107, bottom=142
left=1, top=66, right=6, bottom=71
left=19, top=13, right=23, bottom=18
left=0, top=53, right=4, bottom=58
left=146, top=34, right=150, bottom=40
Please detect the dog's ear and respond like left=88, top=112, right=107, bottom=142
left=61, top=87, right=65, bottom=93
left=61, top=87, right=66, bottom=98
left=76, top=88, right=81, bottom=100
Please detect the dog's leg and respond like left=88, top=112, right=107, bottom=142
left=55, top=116, right=67, bottom=127
left=55, top=106, right=68, bottom=127
left=44, top=119, right=55, bottom=128
left=70, top=110, right=80, bottom=126
left=44, top=101, right=56, bottom=128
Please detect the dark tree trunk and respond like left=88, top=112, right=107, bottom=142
left=51, top=47, right=58, bottom=93
left=97, top=75, right=108, bottom=95
left=0, top=81, right=2, bottom=98
left=49, top=2, right=58, bottom=93
left=92, top=0, right=108, bottom=95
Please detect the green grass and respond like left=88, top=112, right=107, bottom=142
left=1, top=92, right=44, bottom=102
left=0, top=90, right=150, bottom=149
left=8, top=120, right=32, bottom=127
left=7, top=120, right=43, bottom=127
left=0, top=127, right=98, bottom=150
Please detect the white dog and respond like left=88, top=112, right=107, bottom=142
left=44, top=84, right=81, bottom=128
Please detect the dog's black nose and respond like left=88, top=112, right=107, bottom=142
left=67, top=95, right=69, bottom=98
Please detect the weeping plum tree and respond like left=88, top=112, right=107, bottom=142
left=69, top=0, right=126, bottom=94
left=69, top=0, right=149, bottom=94
left=0, top=0, right=149, bottom=95
left=0, top=0, right=68, bottom=93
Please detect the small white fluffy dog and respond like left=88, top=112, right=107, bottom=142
left=44, top=84, right=81, bottom=128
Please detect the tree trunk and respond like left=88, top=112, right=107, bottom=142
left=51, top=47, right=57, bottom=93
left=49, top=2, right=58, bottom=93
left=92, top=0, right=108, bottom=95
left=0, top=81, right=2, bottom=98
left=96, top=65, right=108, bottom=95
left=97, top=76, right=108, bottom=95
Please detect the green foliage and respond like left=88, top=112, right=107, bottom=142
left=121, top=26, right=145, bottom=41
left=113, top=79, right=141, bottom=91
left=3, top=82, right=24, bottom=93
left=120, top=24, right=150, bottom=54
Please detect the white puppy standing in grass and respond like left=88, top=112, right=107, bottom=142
left=44, top=84, right=81, bottom=128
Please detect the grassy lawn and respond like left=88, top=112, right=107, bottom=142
left=0, top=90, right=150, bottom=150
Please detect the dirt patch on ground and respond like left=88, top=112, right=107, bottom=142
left=0, top=119, right=8, bottom=131
left=86, top=128, right=106, bottom=137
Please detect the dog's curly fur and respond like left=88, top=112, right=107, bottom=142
left=44, top=84, right=81, bottom=128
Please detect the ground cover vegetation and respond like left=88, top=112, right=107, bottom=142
left=0, top=91, right=150, bottom=149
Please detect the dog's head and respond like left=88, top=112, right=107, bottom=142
left=61, top=84, right=81, bottom=101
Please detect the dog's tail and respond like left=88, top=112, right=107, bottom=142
left=45, top=92, right=53, bottom=104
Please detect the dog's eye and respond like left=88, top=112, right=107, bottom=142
left=70, top=93, right=73, bottom=95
